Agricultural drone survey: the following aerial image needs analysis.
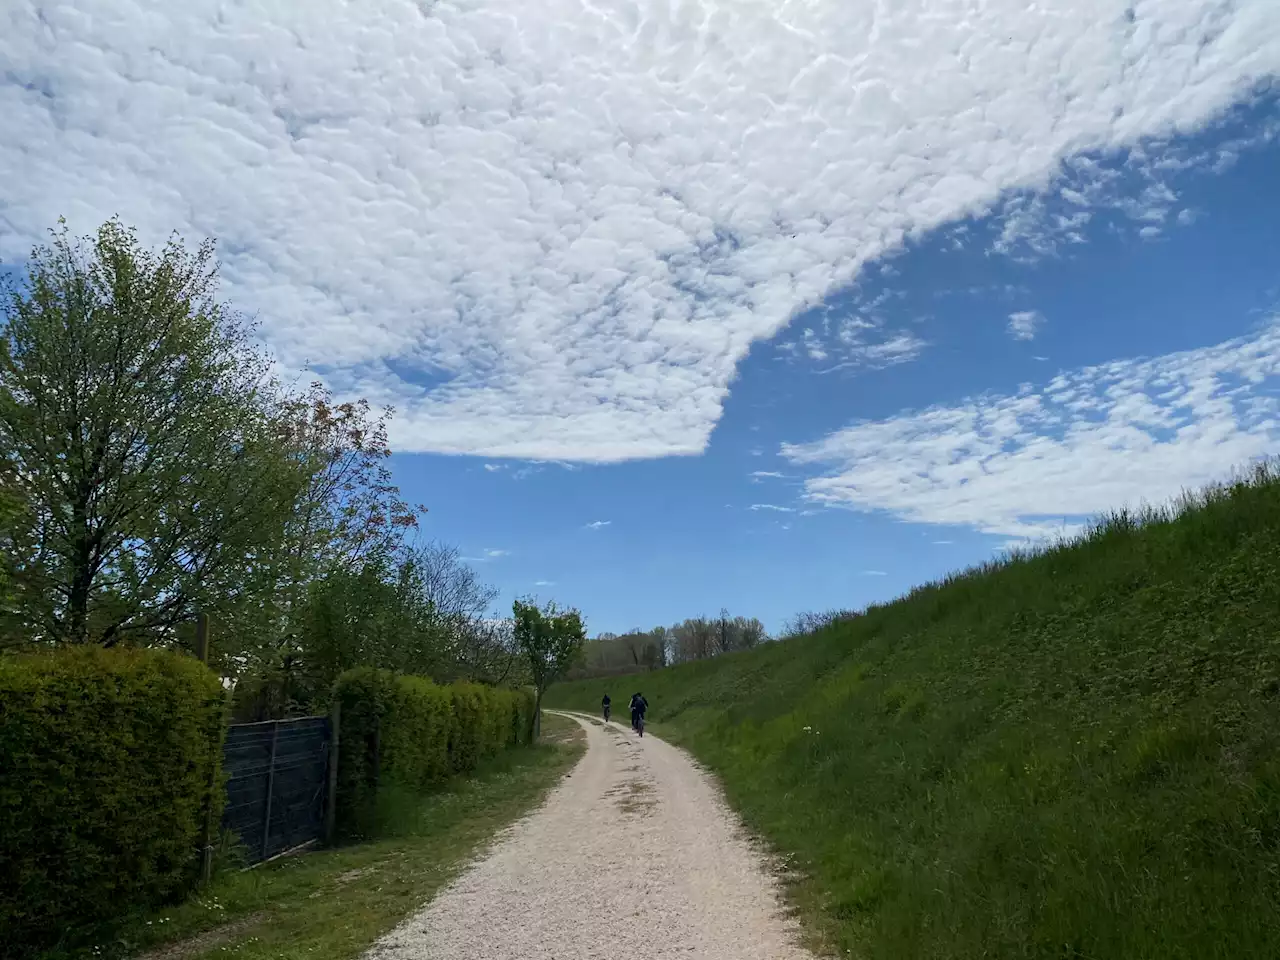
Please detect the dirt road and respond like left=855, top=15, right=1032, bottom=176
left=365, top=711, right=816, bottom=960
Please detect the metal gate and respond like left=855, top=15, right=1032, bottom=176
left=221, top=716, right=331, bottom=865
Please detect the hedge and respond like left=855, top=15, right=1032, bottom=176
left=332, top=668, right=535, bottom=837
left=0, top=646, right=226, bottom=958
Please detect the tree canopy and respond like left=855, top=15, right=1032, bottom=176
left=0, top=219, right=305, bottom=645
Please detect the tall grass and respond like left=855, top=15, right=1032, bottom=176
left=548, top=461, right=1280, bottom=959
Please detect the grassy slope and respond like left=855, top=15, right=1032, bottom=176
left=88, top=714, right=584, bottom=960
left=547, top=467, right=1280, bottom=959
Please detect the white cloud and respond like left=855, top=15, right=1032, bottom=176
left=534, top=579, right=556, bottom=586
left=483, top=463, right=505, bottom=472
left=801, top=328, right=829, bottom=362
left=585, top=520, right=611, bottom=530
left=825, top=330, right=927, bottom=372
left=782, top=320, right=1280, bottom=540
left=986, top=112, right=1280, bottom=262
left=2, top=1, right=1278, bottom=461
left=861, top=570, right=888, bottom=577
left=1008, top=310, right=1045, bottom=341
left=780, top=290, right=927, bottom=373
left=750, top=470, right=787, bottom=480
left=748, top=503, right=795, bottom=513
left=463, top=547, right=510, bottom=562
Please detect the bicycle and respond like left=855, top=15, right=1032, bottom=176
left=603, top=704, right=611, bottom=723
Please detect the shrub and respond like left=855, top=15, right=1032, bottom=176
left=0, top=646, right=226, bottom=958
left=332, top=668, right=534, bottom=838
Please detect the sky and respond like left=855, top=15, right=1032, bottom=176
left=2, top=0, right=1279, bottom=635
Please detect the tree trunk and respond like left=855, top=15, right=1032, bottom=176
left=534, top=688, right=543, bottom=739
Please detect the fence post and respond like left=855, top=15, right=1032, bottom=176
left=261, top=722, right=280, bottom=862
left=324, top=700, right=341, bottom=844
left=201, top=707, right=222, bottom=886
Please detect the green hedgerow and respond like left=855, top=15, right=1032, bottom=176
left=331, top=668, right=534, bottom=839
left=0, top=646, right=226, bottom=959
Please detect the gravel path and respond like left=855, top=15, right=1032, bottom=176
left=365, top=711, right=817, bottom=960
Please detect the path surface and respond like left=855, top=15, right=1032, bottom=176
left=365, top=711, right=816, bottom=960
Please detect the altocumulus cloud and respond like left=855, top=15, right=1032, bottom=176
left=2, top=0, right=1278, bottom=461
left=782, top=321, right=1280, bottom=541
left=1007, top=311, right=1045, bottom=341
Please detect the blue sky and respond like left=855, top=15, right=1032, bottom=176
left=396, top=103, right=1280, bottom=633
left=2, top=0, right=1279, bottom=635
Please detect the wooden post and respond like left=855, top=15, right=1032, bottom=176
left=261, top=722, right=280, bottom=862
left=323, top=700, right=341, bottom=844
left=195, top=611, right=210, bottom=663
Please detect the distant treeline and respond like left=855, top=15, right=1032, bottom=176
left=568, top=609, right=770, bottom=679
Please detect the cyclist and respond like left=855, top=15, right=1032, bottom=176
left=629, top=692, right=648, bottom=736
left=602, top=693, right=611, bottom=722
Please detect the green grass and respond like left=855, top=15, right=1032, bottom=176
left=547, top=463, right=1280, bottom=959
left=63, top=714, right=583, bottom=960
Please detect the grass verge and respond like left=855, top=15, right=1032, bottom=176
left=548, top=464, right=1280, bottom=959
left=70, top=713, right=583, bottom=960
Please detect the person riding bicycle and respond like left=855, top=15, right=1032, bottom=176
left=602, top=693, right=611, bottom=722
left=629, top=692, right=648, bottom=734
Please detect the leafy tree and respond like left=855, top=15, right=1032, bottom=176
left=221, top=385, right=425, bottom=698
left=0, top=219, right=305, bottom=645
left=0, top=469, right=25, bottom=627
left=513, top=597, right=586, bottom=737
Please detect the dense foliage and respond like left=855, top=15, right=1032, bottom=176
left=0, top=647, right=226, bottom=957
left=549, top=464, right=1280, bottom=959
left=0, top=219, right=527, bottom=721
left=332, top=667, right=535, bottom=838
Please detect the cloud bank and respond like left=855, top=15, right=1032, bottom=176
left=2, top=0, right=1278, bottom=460
left=782, top=322, right=1280, bottom=539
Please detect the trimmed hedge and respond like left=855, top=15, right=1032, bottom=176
left=0, top=646, right=226, bottom=958
left=332, top=668, right=535, bottom=837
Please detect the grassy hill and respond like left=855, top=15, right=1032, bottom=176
left=546, top=463, right=1280, bottom=959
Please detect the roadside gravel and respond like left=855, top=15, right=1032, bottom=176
left=365, top=711, right=816, bottom=960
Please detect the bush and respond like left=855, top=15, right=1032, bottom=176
left=332, top=669, right=534, bottom=837
left=0, top=646, right=226, bottom=958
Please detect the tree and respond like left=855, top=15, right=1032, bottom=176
left=513, top=597, right=586, bottom=738
left=733, top=615, right=767, bottom=649
left=0, top=469, right=25, bottom=631
left=620, top=626, right=667, bottom=670
left=225, top=391, right=426, bottom=701
left=671, top=616, right=717, bottom=662
left=0, top=219, right=305, bottom=645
